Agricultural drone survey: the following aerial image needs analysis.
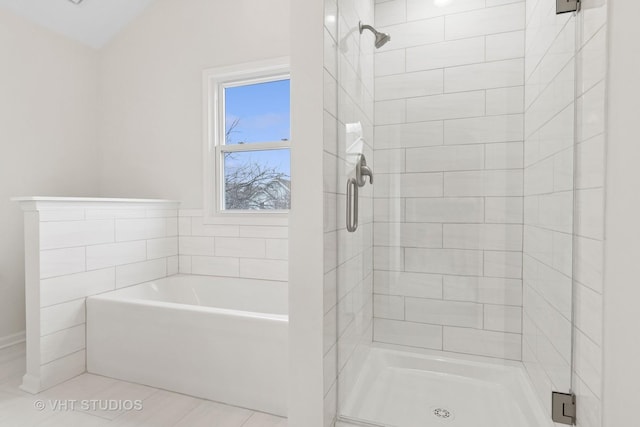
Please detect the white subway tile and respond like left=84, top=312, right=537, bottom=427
left=484, top=305, right=522, bottom=333
left=486, top=31, right=525, bottom=61
left=191, top=256, right=239, bottom=277
left=575, top=188, right=604, bottom=240
left=405, top=248, right=483, bottom=275
left=377, top=17, right=445, bottom=51
left=445, top=3, right=525, bottom=40
left=406, top=145, right=484, bottom=172
left=40, top=268, right=115, bottom=307
left=167, top=256, right=179, bottom=275
left=444, top=224, right=523, bottom=251
left=147, top=237, right=178, bottom=259
left=374, top=271, right=443, bottom=299
left=406, top=37, right=484, bottom=72
left=374, top=198, right=405, bottom=222
left=486, top=87, right=524, bottom=116
left=178, top=236, right=215, bottom=256
left=445, top=59, right=524, bottom=92
left=574, top=236, right=603, bottom=294
left=375, top=99, right=406, bottom=125
left=40, top=247, right=86, bottom=279
left=40, top=220, right=114, bottom=250
left=178, top=255, right=192, bottom=274
left=374, top=318, right=442, bottom=349
left=239, top=226, right=288, bottom=239
left=374, top=149, right=406, bottom=173
left=374, top=223, right=442, bottom=248
left=178, top=209, right=203, bottom=217
left=375, top=121, right=444, bottom=149
left=375, top=49, right=406, bottom=77
left=239, top=259, right=288, bottom=281
left=445, top=115, right=523, bottom=145
left=375, top=0, right=406, bottom=27
left=485, top=142, right=524, bottom=169
left=374, top=173, right=443, bottom=198
left=407, top=0, right=484, bottom=20
left=266, top=239, right=289, bottom=260
left=444, top=170, right=523, bottom=196
left=178, top=217, right=192, bottom=236
left=115, top=218, right=167, bottom=242
left=41, top=325, right=85, bottom=364
left=86, top=241, right=146, bottom=270
left=406, top=297, right=483, bottom=328
left=215, top=237, right=266, bottom=258
left=376, top=70, right=443, bottom=101
left=406, top=197, right=485, bottom=223
left=145, top=209, right=177, bottom=218
left=115, top=258, right=167, bottom=288
left=191, top=217, right=240, bottom=237
left=484, top=251, right=523, bottom=278
left=443, top=276, right=522, bottom=305
left=406, top=91, right=485, bottom=122
left=40, top=299, right=85, bottom=336
left=39, top=210, right=85, bottom=222
left=443, top=326, right=522, bottom=359
left=485, top=197, right=523, bottom=224
left=374, top=294, right=404, bottom=320
left=374, top=246, right=405, bottom=272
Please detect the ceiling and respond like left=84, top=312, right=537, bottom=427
left=0, top=0, right=157, bottom=49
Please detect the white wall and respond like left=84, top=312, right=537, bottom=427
left=97, top=0, right=290, bottom=206
left=372, top=0, right=525, bottom=360
left=602, top=1, right=640, bottom=425
left=0, top=8, right=100, bottom=343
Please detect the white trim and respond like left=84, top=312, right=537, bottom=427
left=0, top=331, right=25, bottom=350
left=11, top=197, right=180, bottom=212
left=202, top=57, right=291, bottom=226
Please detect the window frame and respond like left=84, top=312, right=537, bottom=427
left=203, top=57, right=290, bottom=225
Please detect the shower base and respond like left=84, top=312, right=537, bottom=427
left=338, top=345, right=551, bottom=427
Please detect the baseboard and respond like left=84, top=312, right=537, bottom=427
left=0, top=331, right=26, bottom=350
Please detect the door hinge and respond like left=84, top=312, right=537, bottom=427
left=552, top=392, right=576, bottom=425
left=557, top=0, right=580, bottom=14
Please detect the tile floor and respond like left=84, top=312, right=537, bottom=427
left=0, top=343, right=287, bottom=427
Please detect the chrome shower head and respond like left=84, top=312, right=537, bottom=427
left=359, top=21, right=391, bottom=49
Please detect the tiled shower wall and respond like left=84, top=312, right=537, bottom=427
left=371, top=0, right=526, bottom=360
left=323, top=0, right=375, bottom=424
left=177, top=210, right=288, bottom=282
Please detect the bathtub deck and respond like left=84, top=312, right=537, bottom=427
left=0, top=343, right=286, bottom=427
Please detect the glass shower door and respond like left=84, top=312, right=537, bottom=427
left=328, top=0, right=578, bottom=425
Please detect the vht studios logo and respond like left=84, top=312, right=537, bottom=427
left=34, top=399, right=144, bottom=412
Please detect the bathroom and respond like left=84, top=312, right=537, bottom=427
left=0, top=0, right=638, bottom=426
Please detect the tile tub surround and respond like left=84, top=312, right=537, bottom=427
left=372, top=0, right=525, bottom=360
left=177, top=209, right=288, bottom=282
left=12, top=197, right=180, bottom=394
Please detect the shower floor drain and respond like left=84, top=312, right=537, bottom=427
left=433, top=408, right=451, bottom=418
left=430, top=406, right=455, bottom=422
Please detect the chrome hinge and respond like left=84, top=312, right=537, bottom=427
left=557, top=0, right=580, bottom=14
left=552, top=392, right=576, bottom=425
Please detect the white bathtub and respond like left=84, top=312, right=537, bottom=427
left=86, top=274, right=288, bottom=416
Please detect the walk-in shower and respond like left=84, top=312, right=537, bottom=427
left=323, top=0, right=589, bottom=425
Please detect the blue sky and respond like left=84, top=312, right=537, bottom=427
left=224, top=79, right=291, bottom=178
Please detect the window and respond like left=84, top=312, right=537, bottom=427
left=203, top=58, right=290, bottom=223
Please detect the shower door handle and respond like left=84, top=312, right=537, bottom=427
left=346, top=178, right=359, bottom=232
